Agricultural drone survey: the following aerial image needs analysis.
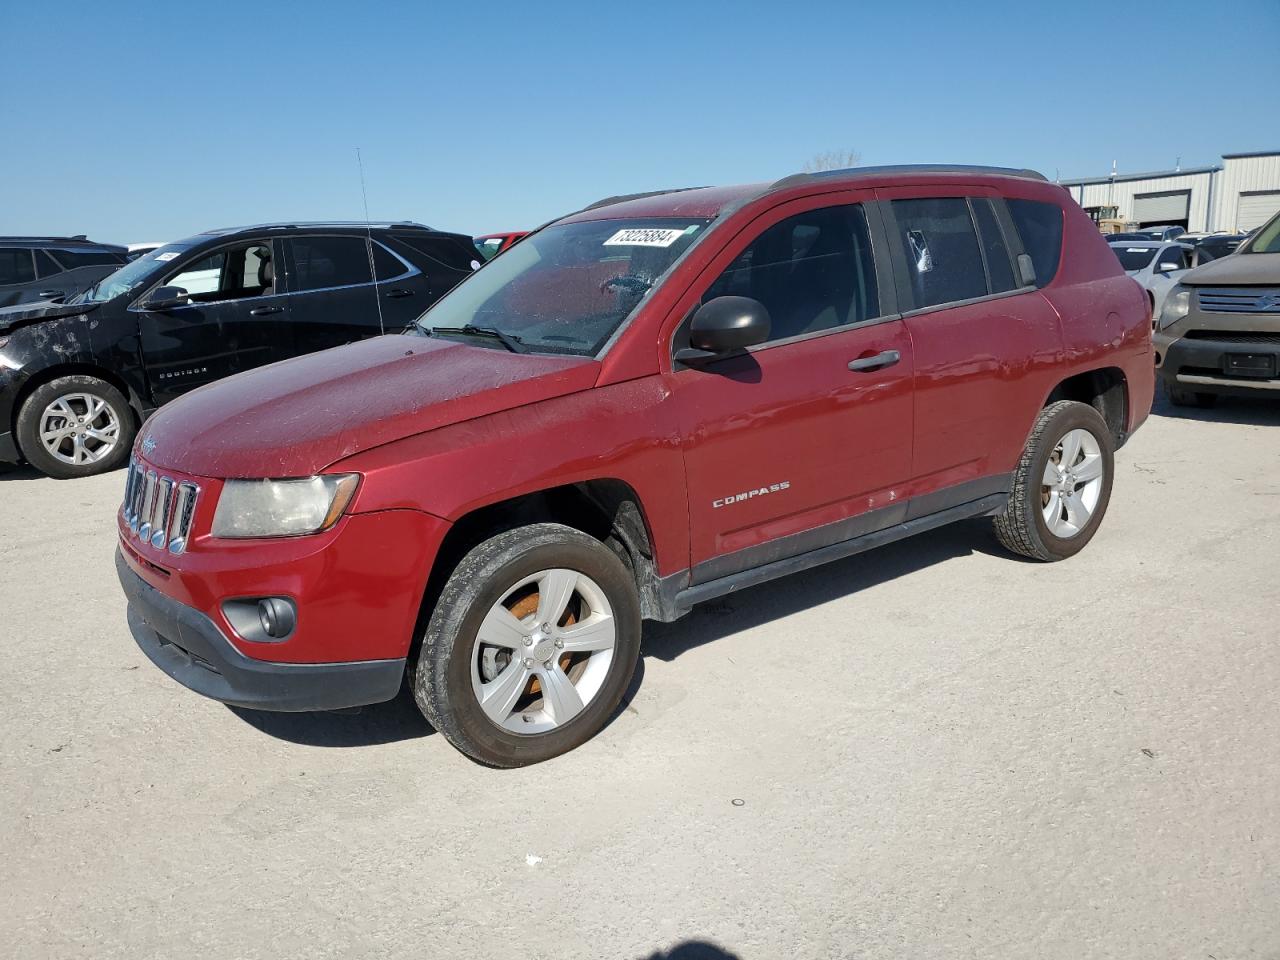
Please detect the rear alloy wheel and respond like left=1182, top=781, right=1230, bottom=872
left=16, top=375, right=136, bottom=479
left=413, top=523, right=641, bottom=766
left=994, top=400, right=1115, bottom=561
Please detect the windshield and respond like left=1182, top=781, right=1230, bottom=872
left=1111, top=246, right=1158, bottom=270
left=417, top=218, right=709, bottom=356
left=67, top=243, right=192, bottom=304
left=1247, top=212, right=1280, bottom=253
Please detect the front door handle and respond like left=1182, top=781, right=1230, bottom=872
left=249, top=305, right=284, bottom=316
left=384, top=288, right=414, bottom=299
left=848, top=349, right=901, bottom=372
left=38, top=290, right=64, bottom=299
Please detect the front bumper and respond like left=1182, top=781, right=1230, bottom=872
left=1155, top=329, right=1280, bottom=396
left=118, top=550, right=405, bottom=711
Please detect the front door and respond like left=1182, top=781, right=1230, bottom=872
left=135, top=238, right=289, bottom=405
left=670, top=197, right=915, bottom=583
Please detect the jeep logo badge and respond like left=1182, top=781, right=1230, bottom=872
left=141, top=436, right=157, bottom=455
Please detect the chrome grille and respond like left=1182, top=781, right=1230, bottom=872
left=1197, top=287, right=1280, bottom=314
left=122, top=459, right=199, bottom=555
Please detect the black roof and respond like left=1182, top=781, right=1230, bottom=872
left=198, top=220, right=438, bottom=237
left=0, top=235, right=125, bottom=251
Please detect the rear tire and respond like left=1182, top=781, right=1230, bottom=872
left=413, top=523, right=642, bottom=767
left=15, top=375, right=135, bottom=479
left=993, top=400, right=1114, bottom=562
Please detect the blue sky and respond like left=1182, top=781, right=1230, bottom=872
left=2, top=0, right=1277, bottom=243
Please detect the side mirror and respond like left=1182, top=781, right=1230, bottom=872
left=1157, top=262, right=1181, bottom=274
left=1016, top=253, right=1037, bottom=287
left=675, top=296, right=771, bottom=362
left=141, top=286, right=189, bottom=311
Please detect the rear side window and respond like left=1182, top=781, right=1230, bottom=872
left=51, top=248, right=126, bottom=268
left=890, top=198, right=987, bottom=308
left=288, top=236, right=373, bottom=291
left=1007, top=199, right=1063, bottom=287
left=0, top=249, right=36, bottom=285
left=35, top=250, right=64, bottom=278
left=704, top=203, right=880, bottom=342
left=372, top=241, right=409, bottom=280
left=395, top=234, right=479, bottom=272
left=972, top=200, right=1017, bottom=293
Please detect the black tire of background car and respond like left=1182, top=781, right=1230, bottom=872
left=15, top=375, right=136, bottom=480
left=1164, top=381, right=1219, bottom=408
left=993, top=400, right=1115, bottom=562
left=412, top=523, right=642, bottom=767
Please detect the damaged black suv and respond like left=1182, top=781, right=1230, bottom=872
left=0, top=221, right=478, bottom=478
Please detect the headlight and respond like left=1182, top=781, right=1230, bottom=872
left=1158, top=287, right=1191, bottom=331
left=211, top=474, right=360, bottom=538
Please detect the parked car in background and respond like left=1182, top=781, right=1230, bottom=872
left=127, top=242, right=164, bottom=261
left=116, top=164, right=1153, bottom=766
left=1109, top=239, right=1192, bottom=318
left=0, top=221, right=477, bottom=478
left=1182, top=233, right=1247, bottom=265
left=1155, top=209, right=1280, bottom=407
left=474, top=231, right=528, bottom=260
left=1137, top=225, right=1187, bottom=242
left=0, top=236, right=128, bottom=307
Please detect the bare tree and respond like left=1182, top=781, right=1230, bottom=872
left=803, top=150, right=861, bottom=173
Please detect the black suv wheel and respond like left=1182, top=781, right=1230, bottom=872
left=15, top=375, right=136, bottom=479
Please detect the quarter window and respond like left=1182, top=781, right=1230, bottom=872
left=372, top=242, right=409, bottom=281
left=704, top=204, right=880, bottom=343
left=890, top=198, right=987, bottom=308
left=288, top=236, right=374, bottom=291
left=1007, top=199, right=1064, bottom=287
left=0, top=249, right=36, bottom=285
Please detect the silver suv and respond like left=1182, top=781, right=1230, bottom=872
left=1155, top=210, right=1280, bottom=407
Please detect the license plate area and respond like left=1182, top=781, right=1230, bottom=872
left=1224, top=353, right=1277, bottom=378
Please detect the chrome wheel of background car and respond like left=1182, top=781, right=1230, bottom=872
left=38, top=393, right=121, bottom=466
left=1041, top=427, right=1104, bottom=538
left=470, top=568, right=617, bottom=735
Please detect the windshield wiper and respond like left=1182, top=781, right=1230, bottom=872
left=428, top=324, right=527, bottom=353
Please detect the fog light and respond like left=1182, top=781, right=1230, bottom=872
left=258, top=598, right=296, bottom=639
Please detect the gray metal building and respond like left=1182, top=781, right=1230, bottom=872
left=1060, top=150, right=1280, bottom=233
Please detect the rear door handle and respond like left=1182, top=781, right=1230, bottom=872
left=38, top=290, right=64, bottom=299
left=249, top=305, right=284, bottom=316
left=384, top=288, right=414, bottom=299
left=848, top=349, right=901, bottom=372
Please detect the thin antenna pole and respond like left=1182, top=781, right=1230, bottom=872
left=356, top=147, right=386, bottom=336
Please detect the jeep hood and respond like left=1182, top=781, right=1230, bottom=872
left=140, top=334, right=599, bottom=477
left=1182, top=251, right=1280, bottom=286
left=0, top=299, right=98, bottom=334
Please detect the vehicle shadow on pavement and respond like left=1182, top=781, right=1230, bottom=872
left=640, top=941, right=740, bottom=960
left=642, top=517, right=998, bottom=662
left=0, top=463, right=43, bottom=482
left=227, top=679, right=435, bottom=747
left=1150, top=391, right=1280, bottom=426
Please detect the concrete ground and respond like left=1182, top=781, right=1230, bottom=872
left=2, top=394, right=1278, bottom=960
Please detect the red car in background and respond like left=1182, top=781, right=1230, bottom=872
left=473, top=231, right=528, bottom=260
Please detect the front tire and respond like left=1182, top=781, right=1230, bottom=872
left=413, top=523, right=642, bottom=767
left=15, top=375, right=136, bottom=479
left=1165, top=381, right=1218, bottom=408
left=993, top=400, right=1115, bottom=562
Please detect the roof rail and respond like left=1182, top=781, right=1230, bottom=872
left=770, top=164, right=1048, bottom=191
left=584, top=186, right=709, bottom=211
left=200, top=220, right=435, bottom=235
left=0, top=234, right=90, bottom=242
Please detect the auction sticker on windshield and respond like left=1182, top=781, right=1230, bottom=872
left=603, top=228, right=687, bottom=247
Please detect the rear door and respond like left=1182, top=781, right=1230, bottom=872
left=876, top=187, right=1063, bottom=503
left=281, top=234, right=412, bottom=351
left=135, top=238, right=291, bottom=404
left=669, top=194, right=916, bottom=582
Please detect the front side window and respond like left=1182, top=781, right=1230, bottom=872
left=163, top=242, right=275, bottom=302
left=891, top=198, right=987, bottom=308
left=417, top=218, right=708, bottom=356
left=50, top=248, right=126, bottom=268
left=288, top=236, right=374, bottom=291
left=704, top=204, right=880, bottom=342
left=1007, top=198, right=1064, bottom=287
left=0, top=249, right=35, bottom=286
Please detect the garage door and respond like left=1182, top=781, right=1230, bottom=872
left=1236, top=191, right=1280, bottom=232
left=1133, top=190, right=1190, bottom=223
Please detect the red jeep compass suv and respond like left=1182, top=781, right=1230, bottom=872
left=117, top=165, right=1153, bottom=766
